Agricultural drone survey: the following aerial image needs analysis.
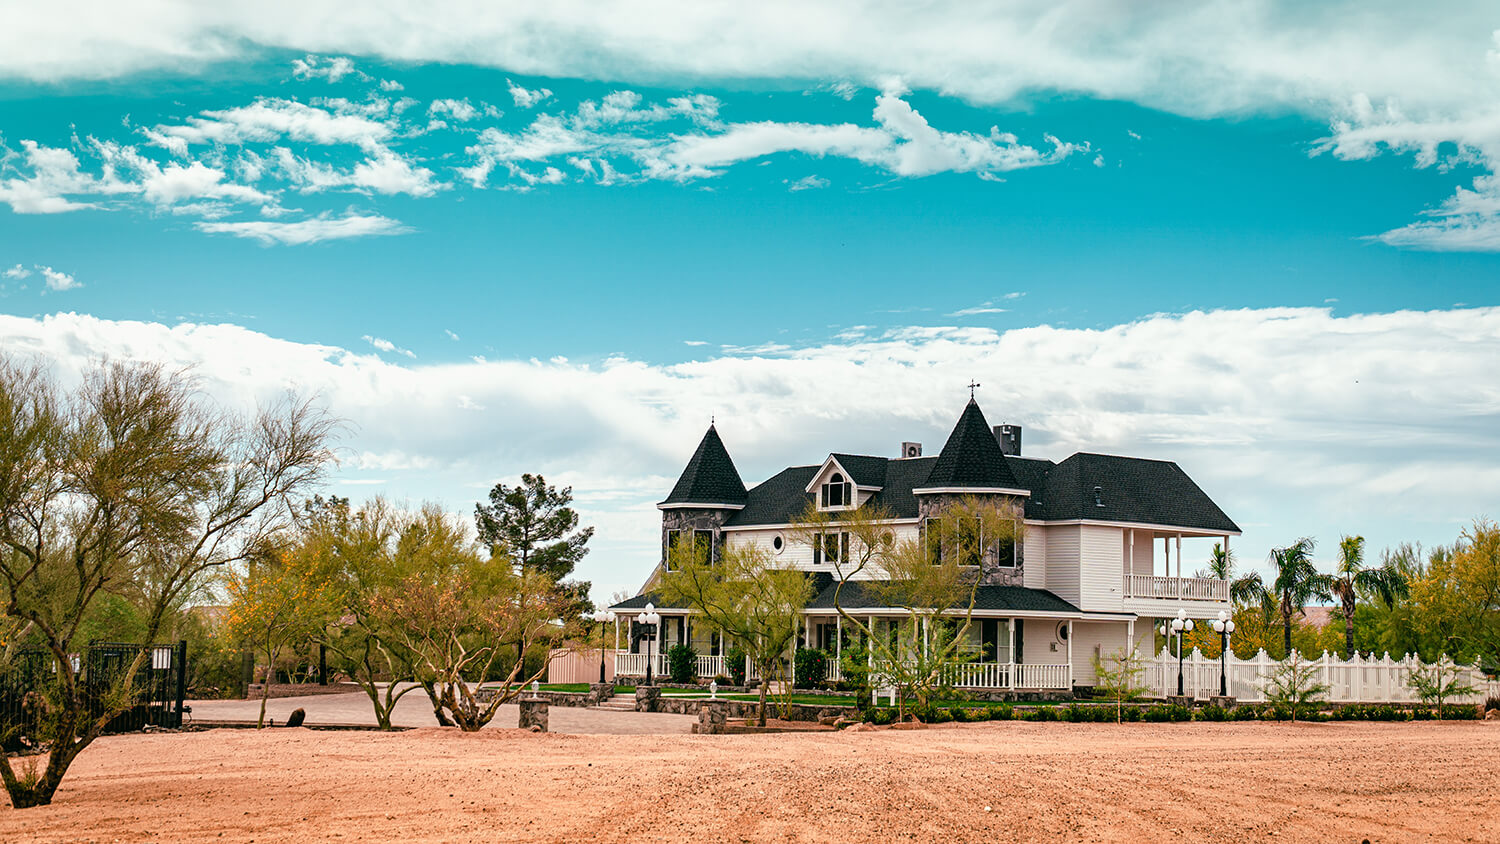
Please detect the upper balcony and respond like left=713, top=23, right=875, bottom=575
left=1123, top=574, right=1228, bottom=602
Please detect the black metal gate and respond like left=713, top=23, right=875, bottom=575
left=1, top=640, right=188, bottom=750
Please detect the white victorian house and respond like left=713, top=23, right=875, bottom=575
left=610, top=398, right=1240, bottom=695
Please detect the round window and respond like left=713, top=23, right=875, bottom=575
left=881, top=531, right=895, bottom=549
left=772, top=534, right=785, bottom=554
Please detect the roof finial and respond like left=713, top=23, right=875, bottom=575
left=968, top=380, right=981, bottom=400
left=710, top=414, right=715, bottom=426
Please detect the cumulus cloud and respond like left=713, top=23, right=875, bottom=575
left=37, top=265, right=80, bottom=291
left=428, top=98, right=479, bottom=122
left=362, top=334, right=416, bottom=358
left=150, top=98, right=393, bottom=150
left=291, top=55, right=367, bottom=84
left=3, top=264, right=31, bottom=279
left=508, top=80, right=552, bottom=108
left=0, top=306, right=1496, bottom=600
left=786, top=175, right=828, bottom=191
left=194, top=212, right=411, bottom=245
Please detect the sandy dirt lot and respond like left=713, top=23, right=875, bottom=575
left=3, top=720, right=1496, bottom=843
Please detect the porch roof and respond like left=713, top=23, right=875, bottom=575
left=806, top=580, right=1081, bottom=615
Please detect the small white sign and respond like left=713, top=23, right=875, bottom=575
left=151, top=646, right=172, bottom=670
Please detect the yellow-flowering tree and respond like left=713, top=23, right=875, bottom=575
left=224, top=542, right=343, bottom=728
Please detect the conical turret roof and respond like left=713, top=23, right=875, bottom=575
left=661, top=424, right=748, bottom=507
left=918, top=399, right=1023, bottom=491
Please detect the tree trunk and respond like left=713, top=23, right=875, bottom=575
left=1343, top=595, right=1357, bottom=657
left=756, top=674, right=769, bottom=727
left=257, top=647, right=278, bottom=729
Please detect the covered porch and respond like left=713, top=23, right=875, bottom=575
left=1120, top=527, right=1238, bottom=604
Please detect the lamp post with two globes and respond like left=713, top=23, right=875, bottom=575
left=1211, top=610, right=1236, bottom=697
left=636, top=603, right=661, bottom=687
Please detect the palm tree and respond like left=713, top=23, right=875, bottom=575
left=1267, top=537, right=1333, bottom=658
left=1328, top=535, right=1410, bottom=656
left=1199, top=542, right=1268, bottom=606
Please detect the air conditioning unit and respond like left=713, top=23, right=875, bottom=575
left=901, top=441, right=922, bottom=459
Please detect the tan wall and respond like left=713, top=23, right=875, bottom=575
left=545, top=649, right=616, bottom=684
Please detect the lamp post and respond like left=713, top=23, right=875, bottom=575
left=1211, top=610, right=1236, bottom=697
left=636, top=603, right=661, bottom=687
left=590, top=610, right=616, bottom=684
left=1170, top=609, right=1195, bottom=697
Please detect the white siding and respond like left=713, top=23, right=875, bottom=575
left=1128, top=530, right=1155, bottom=577
left=1023, top=523, right=1047, bottom=590
left=1020, top=618, right=1066, bottom=665
left=723, top=522, right=920, bottom=579
left=1044, top=525, right=1081, bottom=606
left=1071, top=620, right=1131, bottom=686
left=1078, top=525, right=1124, bottom=612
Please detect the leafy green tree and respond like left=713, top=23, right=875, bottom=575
left=1092, top=647, right=1148, bottom=723
left=0, top=358, right=335, bottom=808
left=1407, top=654, right=1478, bottom=709
left=368, top=510, right=580, bottom=731
left=1404, top=521, right=1500, bottom=663
left=1197, top=542, right=1268, bottom=606
left=224, top=539, right=342, bottom=728
left=1328, top=535, right=1409, bottom=657
left=1261, top=651, right=1328, bottom=722
left=658, top=541, right=810, bottom=726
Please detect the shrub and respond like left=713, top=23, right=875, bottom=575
left=1027, top=706, right=1059, bottom=722
left=1440, top=704, right=1481, bottom=720
left=1120, top=705, right=1144, bottom=722
left=930, top=707, right=955, bottom=724
left=1410, top=705, right=1437, bottom=721
left=1486, top=695, right=1500, bottom=713
left=793, top=648, right=828, bottom=687
left=666, top=643, right=698, bottom=684
left=1231, top=704, right=1259, bottom=721
left=1198, top=704, right=1230, bottom=722
left=866, top=707, right=895, bottom=726
left=725, top=646, right=747, bottom=686
left=985, top=704, right=1013, bottom=721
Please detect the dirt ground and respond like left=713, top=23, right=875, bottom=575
left=3, top=720, right=1496, bottom=842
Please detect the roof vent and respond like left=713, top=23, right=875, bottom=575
left=900, top=442, right=922, bottom=459
left=993, top=424, right=1022, bottom=456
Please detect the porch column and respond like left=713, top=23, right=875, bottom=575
left=1163, top=535, right=1170, bottom=578
left=613, top=615, right=620, bottom=652
left=1008, top=619, right=1017, bottom=689
left=921, top=616, right=930, bottom=657
left=1066, top=619, right=1073, bottom=689
left=835, top=615, right=843, bottom=663
left=1127, top=618, right=1136, bottom=656
left=1175, top=535, right=1183, bottom=582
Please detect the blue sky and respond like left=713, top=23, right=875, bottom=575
left=2, top=4, right=1499, bottom=601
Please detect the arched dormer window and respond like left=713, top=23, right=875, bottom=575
left=820, top=472, right=852, bottom=509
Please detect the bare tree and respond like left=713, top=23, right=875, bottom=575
left=0, top=358, right=337, bottom=808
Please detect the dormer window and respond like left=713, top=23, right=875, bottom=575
left=820, top=472, right=852, bottom=509
left=1094, top=486, right=1105, bottom=507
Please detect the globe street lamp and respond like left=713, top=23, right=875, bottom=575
left=1211, top=610, right=1236, bottom=697
left=636, top=603, right=661, bottom=687
left=590, top=610, right=616, bottom=684
left=1170, top=609, right=1195, bottom=697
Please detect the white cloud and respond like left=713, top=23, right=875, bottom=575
left=150, top=99, right=392, bottom=150
left=291, top=55, right=367, bottom=84
left=1, top=306, right=1498, bottom=601
left=1002, top=291, right=1025, bottom=300
left=508, top=80, right=552, bottom=108
left=0, top=139, right=135, bottom=213
left=37, top=265, right=80, bottom=291
left=362, top=335, right=416, bottom=358
left=950, top=303, right=1009, bottom=316
left=3, top=264, right=30, bottom=279
left=787, top=174, right=828, bottom=191
left=194, top=212, right=411, bottom=245
left=378, top=79, right=403, bottom=92
left=428, top=98, right=479, bottom=122
left=444, top=329, right=460, bottom=341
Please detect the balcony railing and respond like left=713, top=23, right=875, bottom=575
left=1123, top=574, right=1228, bottom=602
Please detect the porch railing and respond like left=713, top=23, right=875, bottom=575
left=613, top=651, right=727, bottom=681
left=887, top=661, right=1071, bottom=690
left=1123, top=574, right=1228, bottom=601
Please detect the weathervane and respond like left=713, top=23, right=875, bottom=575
left=968, top=380, right=981, bottom=399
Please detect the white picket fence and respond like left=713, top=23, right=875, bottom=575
left=1145, top=648, right=1499, bottom=704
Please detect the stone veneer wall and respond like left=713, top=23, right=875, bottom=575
left=914, top=493, right=1027, bottom=587
left=659, top=507, right=732, bottom=568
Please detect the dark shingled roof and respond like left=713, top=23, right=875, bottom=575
left=1031, top=452, right=1240, bottom=533
left=919, top=399, right=1023, bottom=491
left=828, top=453, right=890, bottom=488
left=807, top=580, right=1082, bottom=614
left=710, top=403, right=1239, bottom=533
left=611, top=578, right=1082, bottom=616
left=661, top=425, right=748, bottom=507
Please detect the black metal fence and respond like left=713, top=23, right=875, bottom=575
left=1, top=640, right=188, bottom=751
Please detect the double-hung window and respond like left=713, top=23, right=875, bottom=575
left=811, top=531, right=849, bottom=566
